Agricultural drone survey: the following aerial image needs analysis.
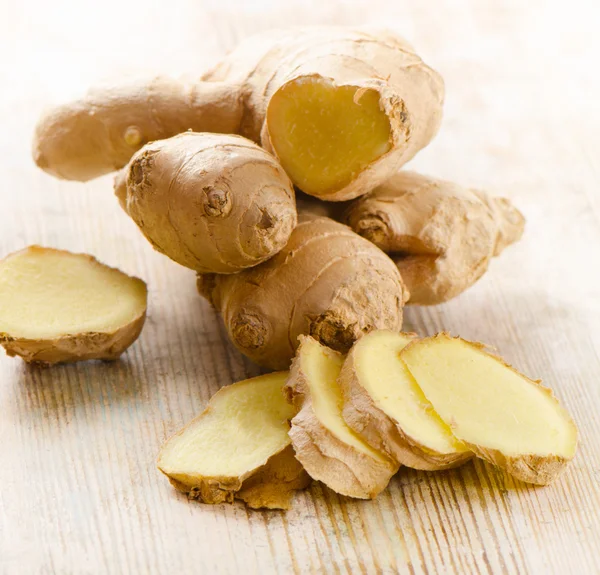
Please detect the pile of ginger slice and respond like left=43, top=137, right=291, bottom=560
left=158, top=330, right=578, bottom=509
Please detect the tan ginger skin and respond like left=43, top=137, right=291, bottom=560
left=115, top=133, right=297, bottom=274
left=197, top=214, right=409, bottom=370
left=33, top=26, right=444, bottom=201
left=343, top=171, right=526, bottom=304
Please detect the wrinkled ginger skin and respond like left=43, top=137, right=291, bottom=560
left=117, top=133, right=297, bottom=274
left=33, top=27, right=443, bottom=200
left=167, top=445, right=309, bottom=510
left=343, top=171, right=526, bottom=304
left=197, top=214, right=409, bottom=370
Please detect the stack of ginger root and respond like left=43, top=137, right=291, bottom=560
left=0, top=26, right=577, bottom=509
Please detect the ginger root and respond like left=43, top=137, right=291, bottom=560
left=115, top=133, right=296, bottom=273
left=157, top=372, right=310, bottom=509
left=0, top=246, right=147, bottom=364
left=284, top=336, right=397, bottom=499
left=197, top=214, right=409, bottom=370
left=339, top=330, right=472, bottom=470
left=344, top=171, right=525, bottom=304
left=401, top=334, right=578, bottom=485
left=33, top=27, right=443, bottom=201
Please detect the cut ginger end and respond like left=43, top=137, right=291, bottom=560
left=266, top=78, right=391, bottom=198
left=0, top=246, right=147, bottom=364
left=401, top=334, right=579, bottom=485
left=157, top=372, right=309, bottom=510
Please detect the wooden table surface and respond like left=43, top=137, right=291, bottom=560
left=1, top=1, right=599, bottom=573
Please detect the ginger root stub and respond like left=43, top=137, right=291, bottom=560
left=116, top=133, right=297, bottom=274
left=344, top=171, right=525, bottom=304
left=33, top=27, right=443, bottom=201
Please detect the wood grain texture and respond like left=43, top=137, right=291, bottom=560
left=1, top=0, right=599, bottom=573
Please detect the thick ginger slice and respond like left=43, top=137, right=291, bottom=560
left=267, top=80, right=391, bottom=199
left=339, top=330, right=472, bottom=470
left=401, top=334, right=578, bottom=485
left=157, top=372, right=310, bottom=509
left=285, top=336, right=397, bottom=499
left=0, top=246, right=147, bottom=364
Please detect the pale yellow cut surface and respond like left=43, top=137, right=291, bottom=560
left=301, top=337, right=388, bottom=461
left=401, top=336, right=578, bottom=458
left=267, top=78, right=391, bottom=197
left=0, top=246, right=147, bottom=339
left=353, top=331, right=468, bottom=455
left=159, top=372, right=294, bottom=478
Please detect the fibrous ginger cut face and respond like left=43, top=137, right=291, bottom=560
left=267, top=78, right=391, bottom=198
left=353, top=331, right=468, bottom=456
left=401, top=336, right=578, bottom=460
left=301, top=338, right=388, bottom=461
left=159, top=373, right=294, bottom=479
left=0, top=247, right=147, bottom=339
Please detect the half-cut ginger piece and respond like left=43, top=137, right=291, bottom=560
left=0, top=246, right=147, bottom=364
left=401, top=334, right=578, bottom=485
left=339, top=330, right=472, bottom=470
left=157, top=372, right=310, bottom=509
left=284, top=336, right=397, bottom=499
left=267, top=79, right=392, bottom=199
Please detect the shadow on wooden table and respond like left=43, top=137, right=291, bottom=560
left=10, top=355, right=141, bottom=419
left=293, top=461, right=543, bottom=517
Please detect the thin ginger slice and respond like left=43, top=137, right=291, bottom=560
left=401, top=334, right=578, bottom=485
left=267, top=79, right=391, bottom=199
left=339, top=330, right=472, bottom=470
left=0, top=246, right=147, bottom=364
left=285, top=336, right=397, bottom=499
left=157, top=372, right=310, bottom=509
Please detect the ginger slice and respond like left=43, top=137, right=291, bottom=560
left=400, top=334, right=578, bottom=485
left=157, top=372, right=310, bottom=510
left=285, top=336, right=397, bottom=499
left=0, top=246, right=147, bottom=364
left=267, top=79, right=392, bottom=199
left=339, top=330, right=472, bottom=470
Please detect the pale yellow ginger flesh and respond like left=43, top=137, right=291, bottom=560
left=0, top=246, right=147, bottom=364
left=158, top=372, right=309, bottom=509
left=401, top=335, right=578, bottom=484
left=349, top=331, right=468, bottom=458
left=302, top=338, right=388, bottom=462
left=267, top=79, right=391, bottom=198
